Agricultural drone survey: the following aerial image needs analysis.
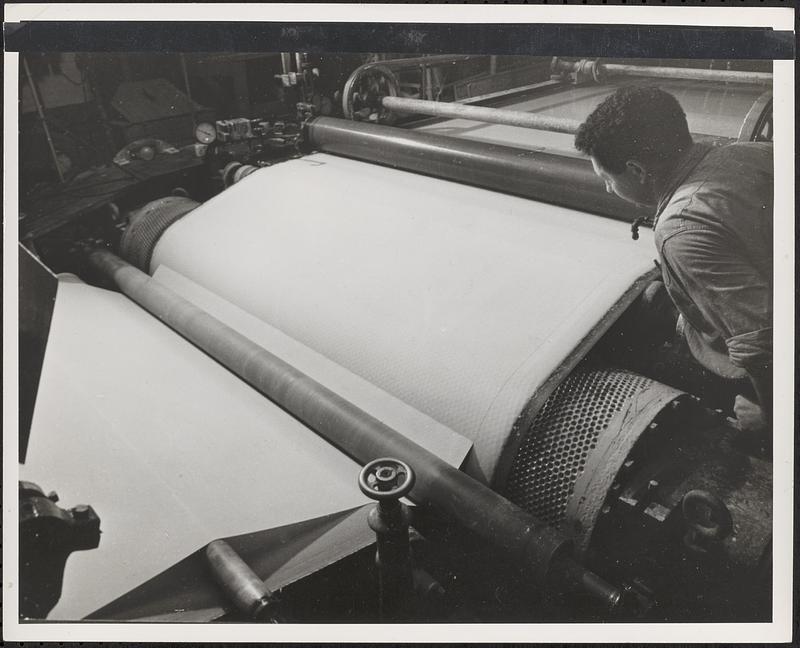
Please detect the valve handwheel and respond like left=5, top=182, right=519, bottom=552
left=359, top=458, right=415, bottom=501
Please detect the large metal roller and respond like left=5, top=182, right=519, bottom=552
left=85, top=247, right=623, bottom=609
left=381, top=96, right=582, bottom=134
left=304, top=117, right=648, bottom=224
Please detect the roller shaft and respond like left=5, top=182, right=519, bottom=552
left=305, top=117, right=647, bottom=224
left=381, top=96, right=582, bottom=134
left=602, top=63, right=772, bottom=85
left=552, top=58, right=771, bottom=85
left=86, top=248, right=619, bottom=608
left=206, top=540, right=279, bottom=621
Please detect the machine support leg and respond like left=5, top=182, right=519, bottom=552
left=371, top=500, right=414, bottom=620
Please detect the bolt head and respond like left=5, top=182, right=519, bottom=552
left=73, top=504, right=91, bottom=519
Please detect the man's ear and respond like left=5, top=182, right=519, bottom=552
left=625, top=160, right=648, bottom=185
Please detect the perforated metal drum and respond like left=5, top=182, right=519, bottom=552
left=503, top=367, right=659, bottom=529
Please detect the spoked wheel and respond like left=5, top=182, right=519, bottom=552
left=342, top=65, right=401, bottom=124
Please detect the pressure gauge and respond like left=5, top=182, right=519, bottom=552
left=195, top=122, right=217, bottom=144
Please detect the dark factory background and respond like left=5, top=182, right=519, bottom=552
left=20, top=52, right=531, bottom=188
left=18, top=53, right=771, bottom=190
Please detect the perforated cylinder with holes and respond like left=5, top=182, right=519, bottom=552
left=503, top=367, right=659, bottom=529
left=120, top=196, right=199, bottom=273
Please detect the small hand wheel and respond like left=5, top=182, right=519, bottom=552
left=681, top=489, right=733, bottom=553
left=359, top=458, right=415, bottom=501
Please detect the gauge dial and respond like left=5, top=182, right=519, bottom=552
left=195, top=122, right=217, bottom=144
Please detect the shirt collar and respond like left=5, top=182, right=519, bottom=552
left=654, top=142, right=715, bottom=220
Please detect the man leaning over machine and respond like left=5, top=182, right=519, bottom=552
left=575, top=86, right=773, bottom=450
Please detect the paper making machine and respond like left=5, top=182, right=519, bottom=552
left=18, top=58, right=774, bottom=623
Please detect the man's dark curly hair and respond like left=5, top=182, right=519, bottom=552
left=574, top=86, right=693, bottom=174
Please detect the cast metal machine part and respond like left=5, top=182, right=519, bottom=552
left=85, top=247, right=624, bottom=612
left=341, top=55, right=478, bottom=120
left=503, top=368, right=681, bottom=549
left=19, top=481, right=102, bottom=619
left=502, top=366, right=772, bottom=619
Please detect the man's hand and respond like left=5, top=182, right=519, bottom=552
left=733, top=394, right=767, bottom=434
left=730, top=394, right=771, bottom=459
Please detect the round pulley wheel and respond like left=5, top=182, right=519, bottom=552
left=358, top=458, right=415, bottom=501
left=341, top=65, right=400, bottom=124
left=222, top=162, right=242, bottom=188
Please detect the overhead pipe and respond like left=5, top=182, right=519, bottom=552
left=85, top=247, right=622, bottom=611
left=304, top=117, right=648, bottom=224
left=551, top=57, right=772, bottom=85
left=380, top=96, right=582, bottom=134
left=359, top=54, right=475, bottom=71
left=601, top=62, right=772, bottom=85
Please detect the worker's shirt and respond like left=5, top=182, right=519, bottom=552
left=654, top=141, right=773, bottom=377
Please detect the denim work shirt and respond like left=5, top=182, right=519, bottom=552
left=654, top=141, right=773, bottom=379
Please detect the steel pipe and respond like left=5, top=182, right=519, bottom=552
left=357, top=54, right=475, bottom=72
left=602, top=63, right=772, bottom=85
left=552, top=58, right=772, bottom=85
left=85, top=247, right=620, bottom=608
left=305, top=117, right=647, bottom=223
left=381, top=96, right=582, bottom=134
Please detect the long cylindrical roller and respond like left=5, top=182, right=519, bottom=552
left=381, top=96, right=582, bottom=134
left=305, top=117, right=647, bottom=224
left=85, top=247, right=620, bottom=607
left=602, top=63, right=772, bottom=85
left=206, top=540, right=280, bottom=621
left=552, top=58, right=772, bottom=85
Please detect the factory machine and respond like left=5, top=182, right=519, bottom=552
left=18, top=57, right=774, bottom=623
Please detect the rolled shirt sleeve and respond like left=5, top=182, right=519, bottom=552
left=659, top=226, right=772, bottom=372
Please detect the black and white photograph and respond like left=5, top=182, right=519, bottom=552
left=3, top=4, right=794, bottom=643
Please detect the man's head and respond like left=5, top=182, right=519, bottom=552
left=575, top=86, right=693, bottom=206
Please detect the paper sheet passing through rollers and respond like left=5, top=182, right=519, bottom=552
left=151, top=152, right=658, bottom=483
left=22, top=278, right=470, bottom=619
